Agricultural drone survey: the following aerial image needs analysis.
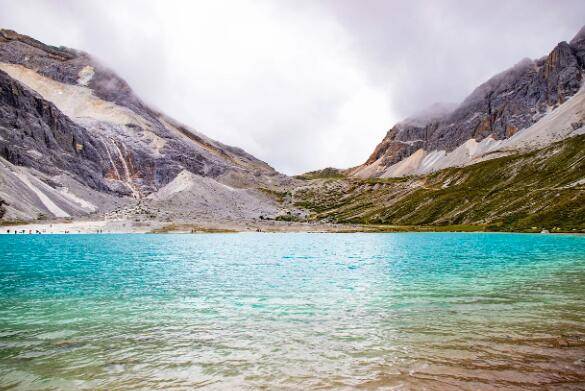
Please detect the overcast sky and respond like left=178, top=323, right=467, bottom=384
left=1, top=1, right=584, bottom=174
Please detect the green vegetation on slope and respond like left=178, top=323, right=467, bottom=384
left=292, top=135, right=585, bottom=232
left=294, top=167, right=346, bottom=180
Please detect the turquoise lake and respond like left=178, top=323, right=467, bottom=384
left=0, top=233, right=584, bottom=390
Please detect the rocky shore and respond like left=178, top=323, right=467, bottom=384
left=0, top=218, right=365, bottom=234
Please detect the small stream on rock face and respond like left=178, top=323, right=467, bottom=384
left=103, top=137, right=141, bottom=199
left=1, top=233, right=584, bottom=390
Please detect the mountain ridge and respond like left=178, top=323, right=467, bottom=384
left=351, top=26, right=585, bottom=178
left=0, top=29, right=287, bottom=222
left=292, top=134, right=585, bottom=232
left=0, top=27, right=583, bottom=233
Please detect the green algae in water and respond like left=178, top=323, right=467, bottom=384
left=0, top=233, right=584, bottom=389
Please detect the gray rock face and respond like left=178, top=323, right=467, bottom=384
left=0, top=29, right=145, bottom=115
left=363, top=26, right=585, bottom=170
left=570, top=25, right=585, bottom=65
left=0, top=69, right=109, bottom=191
left=0, top=198, right=6, bottom=219
left=0, top=29, right=289, bottom=220
left=0, top=29, right=285, bottom=201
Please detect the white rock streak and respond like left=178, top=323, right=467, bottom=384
left=13, top=171, right=70, bottom=218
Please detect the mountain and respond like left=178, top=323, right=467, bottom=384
left=352, top=26, right=585, bottom=178
left=288, top=26, right=585, bottom=232
left=0, top=29, right=286, bottom=221
left=1, top=27, right=583, bottom=232
left=292, top=134, right=585, bottom=232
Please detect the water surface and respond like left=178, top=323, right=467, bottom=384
left=1, top=233, right=584, bottom=390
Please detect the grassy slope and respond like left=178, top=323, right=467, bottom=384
left=292, top=135, right=585, bottom=232
left=294, top=167, right=346, bottom=180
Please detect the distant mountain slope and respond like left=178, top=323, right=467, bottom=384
left=0, top=29, right=286, bottom=220
left=293, top=134, right=585, bottom=232
left=352, top=25, right=585, bottom=178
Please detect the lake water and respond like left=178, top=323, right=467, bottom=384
left=0, top=233, right=584, bottom=390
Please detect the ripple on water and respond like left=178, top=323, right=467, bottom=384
left=0, top=233, right=584, bottom=389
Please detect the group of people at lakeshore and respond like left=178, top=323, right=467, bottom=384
left=5, top=228, right=105, bottom=234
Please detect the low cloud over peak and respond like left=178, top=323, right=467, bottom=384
left=1, top=0, right=583, bottom=174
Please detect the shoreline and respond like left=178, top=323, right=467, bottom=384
left=1, top=219, right=583, bottom=235
left=0, top=219, right=364, bottom=235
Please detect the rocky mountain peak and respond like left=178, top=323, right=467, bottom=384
left=398, top=102, right=458, bottom=128
left=0, top=29, right=286, bottom=220
left=0, top=29, right=144, bottom=113
left=570, top=25, right=585, bottom=46
left=0, top=29, right=80, bottom=60
left=354, top=24, right=585, bottom=178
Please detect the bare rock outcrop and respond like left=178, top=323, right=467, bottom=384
left=357, top=26, right=585, bottom=175
left=0, top=29, right=287, bottom=220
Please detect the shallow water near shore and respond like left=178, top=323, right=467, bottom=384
left=1, top=233, right=584, bottom=390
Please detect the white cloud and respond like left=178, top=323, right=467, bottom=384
left=1, top=0, right=583, bottom=174
left=0, top=0, right=396, bottom=174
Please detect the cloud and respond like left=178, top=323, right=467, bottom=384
left=0, top=0, right=583, bottom=174
left=325, top=0, right=585, bottom=115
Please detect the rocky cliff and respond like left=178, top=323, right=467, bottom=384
left=353, top=25, right=585, bottom=178
left=0, top=29, right=285, bottom=221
